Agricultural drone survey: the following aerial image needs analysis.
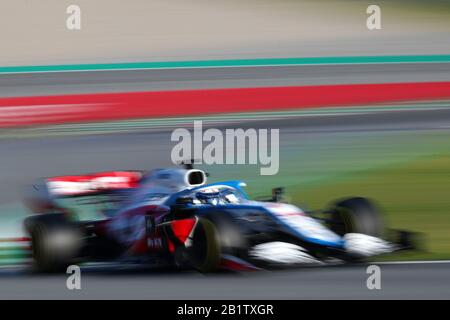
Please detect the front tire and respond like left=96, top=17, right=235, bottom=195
left=328, top=197, right=384, bottom=237
left=187, top=217, right=222, bottom=273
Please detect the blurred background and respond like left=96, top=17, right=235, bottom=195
left=0, top=0, right=449, bottom=65
left=0, top=0, right=449, bottom=298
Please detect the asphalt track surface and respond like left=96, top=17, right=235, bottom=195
left=0, top=63, right=450, bottom=299
left=1, top=63, right=450, bottom=97
left=0, top=261, right=449, bottom=299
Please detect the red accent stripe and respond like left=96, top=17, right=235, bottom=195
left=220, top=257, right=259, bottom=271
left=168, top=240, right=175, bottom=253
left=128, top=236, right=149, bottom=255
left=0, top=237, right=30, bottom=242
left=170, top=219, right=197, bottom=244
left=1, top=82, right=449, bottom=127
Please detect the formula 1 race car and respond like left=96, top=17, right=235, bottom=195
left=22, top=164, right=418, bottom=272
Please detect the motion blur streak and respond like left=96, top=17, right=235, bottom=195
left=1, top=82, right=450, bottom=127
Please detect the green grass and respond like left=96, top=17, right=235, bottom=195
left=200, top=130, right=450, bottom=261
left=287, top=153, right=450, bottom=260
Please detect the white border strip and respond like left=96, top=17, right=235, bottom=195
left=375, top=260, right=450, bottom=265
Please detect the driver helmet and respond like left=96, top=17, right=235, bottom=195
left=195, top=189, right=223, bottom=205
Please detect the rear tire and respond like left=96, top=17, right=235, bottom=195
left=25, top=214, right=83, bottom=272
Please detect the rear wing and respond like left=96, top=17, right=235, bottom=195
left=46, top=171, right=144, bottom=197
left=24, top=171, right=145, bottom=213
